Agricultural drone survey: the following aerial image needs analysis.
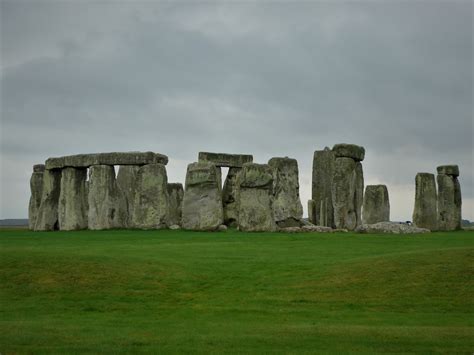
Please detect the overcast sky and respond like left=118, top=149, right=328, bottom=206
left=1, top=0, right=472, bottom=221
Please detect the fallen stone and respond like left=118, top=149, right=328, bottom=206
left=167, top=183, right=184, bottom=226
left=332, top=143, right=365, bottom=161
left=169, top=224, right=181, bottom=230
left=412, top=173, right=437, bottom=231
left=332, top=157, right=358, bottom=230
left=362, top=185, right=390, bottom=224
left=222, top=167, right=241, bottom=227
left=437, top=165, right=459, bottom=177
left=198, top=152, right=253, bottom=167
left=437, top=173, right=462, bottom=231
left=34, top=169, right=62, bottom=231
left=356, top=222, right=430, bottom=234
left=268, top=157, right=303, bottom=227
left=88, top=165, right=127, bottom=230
left=237, top=163, right=277, bottom=232
left=301, top=225, right=333, bottom=232
left=218, top=224, right=228, bottom=231
left=279, top=227, right=302, bottom=233
left=116, top=165, right=140, bottom=225
left=45, top=152, right=168, bottom=170
left=131, top=164, right=170, bottom=229
left=182, top=162, right=223, bottom=231
left=28, top=168, right=44, bottom=230
left=311, top=148, right=335, bottom=227
left=58, top=167, right=88, bottom=230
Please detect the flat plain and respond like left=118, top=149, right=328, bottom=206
left=1, top=228, right=473, bottom=353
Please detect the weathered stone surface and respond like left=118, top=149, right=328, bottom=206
left=222, top=167, right=241, bottom=226
left=33, top=164, right=45, bottom=172
left=437, top=173, right=462, bottom=231
left=356, top=222, right=430, bottom=234
left=301, top=225, right=333, bottom=233
left=131, top=164, right=169, bottom=229
left=34, top=169, right=61, bottom=231
left=167, top=183, right=184, bottom=226
left=412, top=173, right=437, bottom=230
left=237, top=163, right=277, bottom=232
left=28, top=170, right=44, bottom=229
left=268, top=157, right=303, bottom=227
left=198, top=152, right=253, bottom=167
left=332, top=143, right=365, bottom=161
left=182, top=162, right=223, bottom=231
left=312, top=148, right=335, bottom=227
left=169, top=224, right=181, bottom=230
left=88, top=165, right=127, bottom=230
left=45, top=152, right=168, bottom=170
left=116, top=165, right=140, bottom=225
left=362, top=185, right=390, bottom=224
left=58, top=168, right=88, bottom=230
left=307, top=199, right=317, bottom=225
left=332, top=157, right=359, bottom=230
left=437, top=165, right=459, bottom=177
left=218, top=224, right=228, bottom=231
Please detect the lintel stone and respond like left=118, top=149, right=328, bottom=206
left=198, top=152, right=253, bottom=167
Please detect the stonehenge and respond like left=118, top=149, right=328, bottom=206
left=436, top=165, right=462, bottom=231
left=362, top=185, right=390, bottom=224
left=182, top=162, right=224, bottom=230
left=309, top=148, right=335, bottom=227
left=268, top=157, right=303, bottom=227
left=28, top=148, right=463, bottom=234
left=236, top=163, right=277, bottom=232
left=412, top=173, right=438, bottom=231
left=331, top=144, right=365, bottom=230
left=28, top=164, right=45, bottom=229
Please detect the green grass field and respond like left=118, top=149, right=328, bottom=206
left=1, top=228, right=473, bottom=354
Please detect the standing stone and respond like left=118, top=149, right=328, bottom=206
left=182, top=162, right=223, bottom=231
left=332, top=157, right=357, bottom=230
left=34, top=169, right=62, bottom=231
left=308, top=199, right=317, bottom=225
left=268, top=157, right=303, bottom=227
left=131, top=164, right=170, bottom=229
left=28, top=165, right=45, bottom=230
left=437, top=165, right=462, bottom=231
left=168, top=183, right=184, bottom=226
left=319, top=198, right=328, bottom=226
left=58, top=167, right=88, bottom=230
left=88, top=165, right=127, bottom=230
left=237, top=163, right=277, bottom=232
left=412, top=173, right=437, bottom=230
left=331, top=144, right=365, bottom=230
left=354, top=162, right=364, bottom=226
left=362, top=185, right=390, bottom=224
left=116, top=165, right=140, bottom=225
left=222, top=167, right=241, bottom=227
left=311, top=148, right=335, bottom=227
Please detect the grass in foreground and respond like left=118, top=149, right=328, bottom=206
left=0, top=228, right=473, bottom=353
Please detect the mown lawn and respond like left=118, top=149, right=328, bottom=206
left=0, top=228, right=473, bottom=354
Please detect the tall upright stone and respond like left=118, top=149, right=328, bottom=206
left=437, top=165, right=462, bottom=231
left=34, top=169, right=62, bottom=231
left=311, top=148, right=335, bottom=227
left=268, top=157, right=303, bottom=227
left=58, top=167, right=88, bottom=230
left=88, top=165, right=127, bottom=230
left=28, top=164, right=45, bottom=230
left=412, top=173, right=437, bottom=230
left=237, top=163, right=277, bottom=232
left=116, top=165, right=140, bottom=225
left=331, top=144, right=365, bottom=230
left=131, top=164, right=170, bottom=229
left=362, top=185, right=390, bottom=224
left=222, top=167, right=240, bottom=226
left=167, top=183, right=184, bottom=226
left=182, top=162, right=223, bottom=231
